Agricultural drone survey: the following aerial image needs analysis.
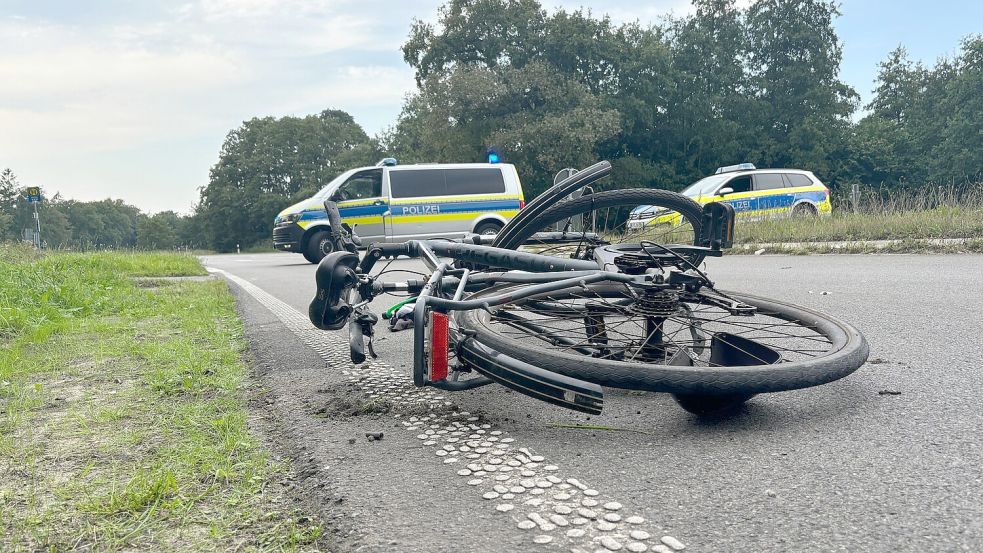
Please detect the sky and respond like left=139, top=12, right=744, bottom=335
left=1, top=0, right=979, bottom=214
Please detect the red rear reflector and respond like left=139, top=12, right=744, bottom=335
left=429, top=311, right=449, bottom=382
left=519, top=200, right=525, bottom=210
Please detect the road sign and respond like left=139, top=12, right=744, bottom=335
left=26, top=187, right=41, bottom=203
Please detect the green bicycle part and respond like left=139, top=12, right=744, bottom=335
left=384, top=296, right=417, bottom=319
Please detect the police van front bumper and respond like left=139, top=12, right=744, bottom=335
left=273, top=222, right=304, bottom=251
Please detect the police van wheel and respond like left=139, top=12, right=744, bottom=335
left=474, top=221, right=503, bottom=236
left=305, top=231, right=334, bottom=264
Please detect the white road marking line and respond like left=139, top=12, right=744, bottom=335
left=210, top=267, right=688, bottom=551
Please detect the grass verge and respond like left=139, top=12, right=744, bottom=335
left=0, top=244, right=320, bottom=551
left=733, top=207, right=983, bottom=246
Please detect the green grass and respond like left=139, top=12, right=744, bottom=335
left=0, top=244, right=320, bottom=551
left=734, top=206, right=983, bottom=245
left=729, top=183, right=983, bottom=248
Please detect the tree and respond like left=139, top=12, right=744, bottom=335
left=0, top=168, right=20, bottom=241
left=744, top=0, right=858, bottom=177
left=853, top=35, right=982, bottom=186
left=57, top=199, right=141, bottom=249
left=658, top=0, right=749, bottom=182
left=390, top=62, right=620, bottom=197
left=137, top=211, right=182, bottom=250
left=403, top=0, right=547, bottom=84
left=867, top=46, right=924, bottom=124
left=196, top=109, right=380, bottom=251
left=37, top=202, right=73, bottom=249
left=914, top=36, right=983, bottom=183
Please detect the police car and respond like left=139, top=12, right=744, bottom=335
left=273, top=157, right=525, bottom=263
left=628, top=163, right=832, bottom=229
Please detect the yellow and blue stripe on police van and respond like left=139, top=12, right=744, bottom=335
left=389, top=194, right=521, bottom=224
left=290, top=194, right=521, bottom=230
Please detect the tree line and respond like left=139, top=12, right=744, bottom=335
left=0, top=168, right=199, bottom=250
left=3, top=0, right=979, bottom=252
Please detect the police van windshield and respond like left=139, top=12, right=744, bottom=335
left=313, top=169, right=359, bottom=200
left=681, top=174, right=730, bottom=196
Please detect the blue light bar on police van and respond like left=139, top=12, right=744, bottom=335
left=714, top=163, right=756, bottom=174
left=486, top=147, right=500, bottom=164
left=376, top=157, right=398, bottom=167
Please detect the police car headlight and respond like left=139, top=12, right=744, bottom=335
left=282, top=213, right=301, bottom=223
left=631, top=208, right=669, bottom=220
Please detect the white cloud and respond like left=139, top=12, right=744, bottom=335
left=0, top=19, right=247, bottom=155
left=0, top=1, right=426, bottom=212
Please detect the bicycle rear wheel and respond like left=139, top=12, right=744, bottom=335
left=456, top=282, right=868, bottom=406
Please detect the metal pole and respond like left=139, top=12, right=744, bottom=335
left=33, top=201, right=41, bottom=249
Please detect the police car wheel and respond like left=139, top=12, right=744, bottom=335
left=474, top=221, right=503, bottom=236
left=792, top=203, right=818, bottom=218
left=305, top=230, right=334, bottom=264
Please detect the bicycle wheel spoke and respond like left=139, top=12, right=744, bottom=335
left=480, top=283, right=839, bottom=366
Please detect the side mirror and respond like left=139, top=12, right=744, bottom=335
left=717, top=187, right=734, bottom=196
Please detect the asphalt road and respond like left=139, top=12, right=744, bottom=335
left=202, top=251, right=983, bottom=553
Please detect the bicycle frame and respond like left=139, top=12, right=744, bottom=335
left=316, top=237, right=744, bottom=414
left=308, top=168, right=742, bottom=414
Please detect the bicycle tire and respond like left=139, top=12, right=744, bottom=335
left=494, top=188, right=707, bottom=265
left=494, top=161, right=612, bottom=248
left=456, top=286, right=869, bottom=395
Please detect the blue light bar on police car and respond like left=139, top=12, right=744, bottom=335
left=376, top=157, right=398, bottom=167
left=714, top=163, right=756, bottom=174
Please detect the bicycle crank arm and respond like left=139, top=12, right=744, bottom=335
left=457, top=338, right=604, bottom=415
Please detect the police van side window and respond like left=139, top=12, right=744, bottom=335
left=389, top=169, right=443, bottom=198
left=753, top=173, right=786, bottom=190
left=444, top=168, right=506, bottom=195
left=389, top=168, right=507, bottom=198
left=334, top=169, right=382, bottom=201
left=784, top=173, right=813, bottom=187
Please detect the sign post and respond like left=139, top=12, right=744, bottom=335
left=25, top=187, right=42, bottom=249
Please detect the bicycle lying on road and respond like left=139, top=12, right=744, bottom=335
left=309, top=161, right=869, bottom=416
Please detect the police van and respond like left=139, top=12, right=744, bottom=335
left=273, top=158, right=525, bottom=263
left=628, top=163, right=832, bottom=229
